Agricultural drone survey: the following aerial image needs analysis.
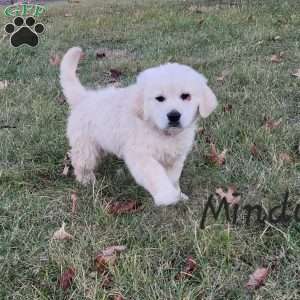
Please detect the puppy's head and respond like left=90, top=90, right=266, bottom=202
left=137, top=63, right=217, bottom=134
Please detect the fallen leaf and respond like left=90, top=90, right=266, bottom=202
left=215, top=186, right=241, bottom=205
left=216, top=69, right=230, bottom=82
left=175, top=256, right=197, bottom=280
left=278, top=152, right=292, bottom=163
left=64, top=13, right=73, bottom=17
left=49, top=54, right=61, bottom=66
left=62, top=151, right=72, bottom=176
left=223, top=104, right=233, bottom=112
left=208, top=143, right=227, bottom=166
left=271, top=52, right=284, bottom=63
left=95, top=245, right=126, bottom=274
left=0, top=80, right=8, bottom=90
left=59, top=267, right=76, bottom=290
left=198, top=127, right=205, bottom=135
left=100, top=272, right=114, bottom=288
left=250, top=143, right=262, bottom=159
left=263, top=117, right=282, bottom=130
left=71, top=192, right=78, bottom=214
left=52, top=222, right=73, bottom=240
left=110, top=69, right=122, bottom=80
left=291, top=69, right=300, bottom=78
left=102, top=245, right=127, bottom=256
left=106, top=200, right=143, bottom=215
left=246, top=267, right=269, bottom=289
left=96, top=50, right=106, bottom=59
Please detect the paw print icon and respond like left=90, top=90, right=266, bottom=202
left=5, top=16, right=45, bottom=47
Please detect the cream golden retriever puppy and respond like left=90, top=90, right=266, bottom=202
left=60, top=47, right=217, bottom=206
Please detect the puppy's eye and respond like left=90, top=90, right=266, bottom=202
left=155, top=96, right=166, bottom=102
left=181, top=93, right=191, bottom=101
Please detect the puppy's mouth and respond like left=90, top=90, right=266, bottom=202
left=164, top=123, right=183, bottom=136
left=168, top=121, right=181, bottom=128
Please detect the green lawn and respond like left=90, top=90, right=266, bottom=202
left=0, top=0, right=299, bottom=299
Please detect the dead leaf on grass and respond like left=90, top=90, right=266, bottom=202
left=278, top=152, right=292, bottom=163
left=216, top=69, right=230, bottom=82
left=245, top=267, right=269, bottom=290
left=96, top=50, right=106, bottom=59
left=110, top=69, right=122, bottom=80
left=49, top=54, right=61, bottom=66
left=52, top=222, right=74, bottom=240
left=59, top=267, right=76, bottom=290
left=250, top=143, right=262, bottom=159
left=208, top=143, right=227, bottom=166
left=95, top=245, right=127, bottom=274
left=106, top=200, right=143, bottom=215
left=175, top=256, right=197, bottom=280
left=223, top=103, right=233, bottom=112
left=62, top=151, right=72, bottom=176
left=270, top=52, right=284, bottom=63
left=263, top=117, right=282, bottom=130
left=215, top=186, right=241, bottom=205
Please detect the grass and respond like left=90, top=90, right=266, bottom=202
left=0, top=0, right=299, bottom=299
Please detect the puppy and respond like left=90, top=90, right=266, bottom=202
left=60, top=47, right=217, bottom=206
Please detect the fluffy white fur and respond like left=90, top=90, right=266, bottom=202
left=60, top=47, right=218, bottom=206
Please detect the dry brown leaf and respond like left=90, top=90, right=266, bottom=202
left=49, top=54, right=61, bottom=66
left=95, top=245, right=127, bottom=274
left=175, top=256, right=197, bottom=280
left=223, top=104, right=233, bottom=112
left=215, top=186, right=241, bottom=205
left=250, top=143, right=263, bottom=160
left=0, top=80, right=8, bottom=90
left=106, top=200, right=143, bottom=215
left=110, top=69, right=122, bottom=80
left=246, top=267, right=269, bottom=289
left=71, top=192, right=78, bottom=214
left=263, top=117, right=282, bottom=130
left=52, top=222, right=74, bottom=240
left=291, top=69, right=300, bottom=78
left=271, top=52, right=284, bottom=63
left=62, top=151, right=72, bottom=176
left=59, top=267, right=76, bottom=290
left=278, top=152, right=292, bottom=163
left=96, top=50, right=106, bottom=59
left=216, top=70, right=230, bottom=82
left=208, top=143, right=227, bottom=166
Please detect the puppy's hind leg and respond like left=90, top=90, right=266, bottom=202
left=70, top=138, right=99, bottom=185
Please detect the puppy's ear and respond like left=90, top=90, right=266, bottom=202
left=198, top=83, right=218, bottom=118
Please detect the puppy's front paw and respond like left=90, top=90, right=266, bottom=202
left=154, top=188, right=180, bottom=206
left=180, top=192, right=189, bottom=201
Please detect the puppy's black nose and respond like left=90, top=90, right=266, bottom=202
left=167, top=110, right=181, bottom=123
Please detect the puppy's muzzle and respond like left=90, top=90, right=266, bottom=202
left=167, top=110, right=181, bottom=127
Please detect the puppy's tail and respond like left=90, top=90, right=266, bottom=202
left=60, top=47, right=86, bottom=108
